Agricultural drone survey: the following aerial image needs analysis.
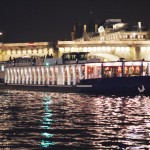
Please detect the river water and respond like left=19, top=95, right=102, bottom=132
left=0, top=90, right=150, bottom=149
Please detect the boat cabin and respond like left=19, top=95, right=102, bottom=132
left=4, top=52, right=150, bottom=86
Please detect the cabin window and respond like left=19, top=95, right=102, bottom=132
left=103, top=66, right=122, bottom=77
left=81, top=65, right=85, bottom=79
left=70, top=66, right=73, bottom=84
left=76, top=66, right=79, bottom=82
left=70, top=54, right=77, bottom=60
left=143, top=65, right=150, bottom=76
left=87, top=66, right=94, bottom=79
left=125, top=66, right=141, bottom=76
left=62, top=52, right=88, bottom=62
left=78, top=54, right=87, bottom=60
left=97, top=66, right=101, bottom=78
left=55, top=68, right=59, bottom=84
left=135, top=67, right=140, bottom=75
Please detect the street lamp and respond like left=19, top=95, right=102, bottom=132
left=0, top=32, right=2, bottom=36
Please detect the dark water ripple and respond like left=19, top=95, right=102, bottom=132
left=0, top=90, right=150, bottom=149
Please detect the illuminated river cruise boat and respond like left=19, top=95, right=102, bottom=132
left=4, top=52, right=150, bottom=95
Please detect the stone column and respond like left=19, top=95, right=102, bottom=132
left=77, top=65, right=82, bottom=80
left=9, top=69, right=11, bottom=83
left=14, top=68, right=17, bottom=84
left=46, top=67, right=50, bottom=85
left=24, top=68, right=29, bottom=84
left=56, top=66, right=59, bottom=85
left=21, top=68, right=25, bottom=84
left=57, top=66, right=63, bottom=85
left=135, top=46, right=140, bottom=60
left=4, top=69, right=9, bottom=83
left=8, top=69, right=10, bottom=83
left=51, top=67, right=55, bottom=85
left=41, top=67, right=45, bottom=85
left=66, top=66, right=71, bottom=85
left=131, top=46, right=136, bottom=60
left=17, top=68, right=21, bottom=84
left=37, top=67, right=41, bottom=85
left=33, top=68, right=37, bottom=84
left=29, top=67, right=32, bottom=84
left=61, top=66, right=65, bottom=85
left=72, top=65, right=76, bottom=85
left=10, top=68, right=14, bottom=84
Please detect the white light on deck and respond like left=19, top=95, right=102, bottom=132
left=45, top=63, right=49, bottom=66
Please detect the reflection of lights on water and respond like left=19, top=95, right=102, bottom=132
left=43, top=117, right=53, bottom=122
left=41, top=140, right=55, bottom=148
left=44, top=112, right=52, bottom=117
left=40, top=95, right=55, bottom=148
left=44, top=96, right=53, bottom=105
left=45, top=106, right=51, bottom=113
left=41, top=132, right=54, bottom=138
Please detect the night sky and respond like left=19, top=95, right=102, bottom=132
left=0, top=0, right=150, bottom=43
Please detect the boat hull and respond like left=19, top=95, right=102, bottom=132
left=79, top=76, right=150, bottom=95
left=1, top=76, right=150, bottom=95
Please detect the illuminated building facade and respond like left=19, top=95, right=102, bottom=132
left=0, top=19, right=150, bottom=62
left=0, top=42, right=55, bottom=62
left=58, top=19, right=150, bottom=61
